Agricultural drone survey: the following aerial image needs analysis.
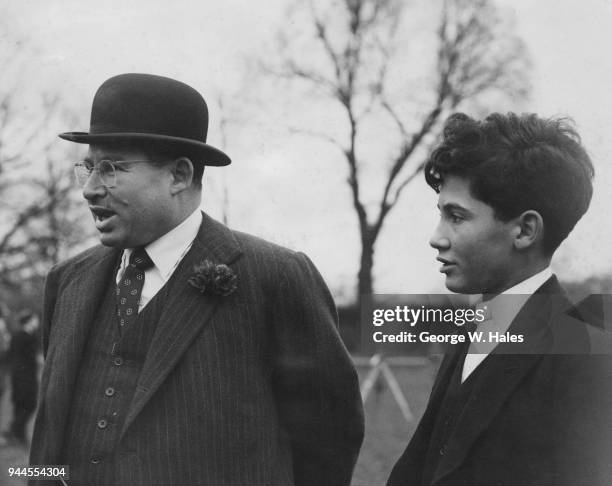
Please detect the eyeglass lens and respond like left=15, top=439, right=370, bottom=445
left=74, top=160, right=116, bottom=188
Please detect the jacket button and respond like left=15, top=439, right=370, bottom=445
left=113, top=356, right=123, bottom=366
left=97, top=418, right=108, bottom=429
left=91, top=456, right=101, bottom=464
left=439, top=445, right=447, bottom=455
left=105, top=387, right=115, bottom=397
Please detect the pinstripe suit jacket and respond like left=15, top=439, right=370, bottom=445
left=30, top=212, right=364, bottom=485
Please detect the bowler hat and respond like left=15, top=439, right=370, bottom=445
left=59, top=73, right=230, bottom=166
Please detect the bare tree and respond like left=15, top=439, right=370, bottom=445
left=268, top=0, right=530, bottom=296
left=214, top=94, right=231, bottom=225
left=0, top=21, right=92, bottom=306
left=0, top=97, right=91, bottom=295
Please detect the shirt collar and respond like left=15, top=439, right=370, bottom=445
left=139, top=209, right=202, bottom=279
left=503, top=267, right=553, bottom=295
left=472, top=267, right=553, bottom=330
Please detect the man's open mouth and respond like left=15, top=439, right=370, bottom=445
left=90, top=207, right=116, bottom=222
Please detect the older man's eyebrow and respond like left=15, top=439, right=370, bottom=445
left=83, top=153, right=122, bottom=163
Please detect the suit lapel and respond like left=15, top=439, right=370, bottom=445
left=41, top=246, right=120, bottom=461
left=407, top=343, right=465, bottom=447
left=120, top=213, right=242, bottom=439
left=432, top=280, right=563, bottom=484
left=431, top=353, right=544, bottom=484
left=429, top=343, right=464, bottom=406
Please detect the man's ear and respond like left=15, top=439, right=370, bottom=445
left=169, top=157, right=194, bottom=194
left=513, top=210, right=544, bottom=250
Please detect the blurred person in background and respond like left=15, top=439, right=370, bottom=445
left=387, top=112, right=612, bottom=486
left=0, top=304, right=10, bottom=394
left=8, top=310, right=39, bottom=446
left=0, top=304, right=11, bottom=447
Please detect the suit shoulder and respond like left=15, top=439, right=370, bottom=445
left=49, top=245, right=116, bottom=279
left=230, top=230, right=322, bottom=281
left=232, top=230, right=300, bottom=261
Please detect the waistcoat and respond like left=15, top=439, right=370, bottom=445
left=61, top=269, right=169, bottom=485
left=421, top=343, right=484, bottom=486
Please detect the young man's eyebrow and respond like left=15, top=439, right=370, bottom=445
left=439, top=202, right=472, bottom=215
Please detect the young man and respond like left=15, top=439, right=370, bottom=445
left=30, top=73, right=364, bottom=485
left=387, top=112, right=612, bottom=485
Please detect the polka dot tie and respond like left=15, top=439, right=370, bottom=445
left=116, top=247, right=154, bottom=332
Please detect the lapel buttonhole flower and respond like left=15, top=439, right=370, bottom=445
left=188, top=259, right=237, bottom=297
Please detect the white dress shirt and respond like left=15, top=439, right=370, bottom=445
left=462, top=267, right=553, bottom=382
left=116, top=209, right=203, bottom=312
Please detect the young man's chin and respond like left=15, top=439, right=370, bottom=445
left=444, top=276, right=479, bottom=295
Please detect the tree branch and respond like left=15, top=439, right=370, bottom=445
left=288, top=126, right=346, bottom=151
left=0, top=203, right=45, bottom=255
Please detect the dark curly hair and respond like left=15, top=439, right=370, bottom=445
left=424, top=112, right=594, bottom=254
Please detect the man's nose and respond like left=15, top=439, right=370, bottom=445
left=82, top=172, right=107, bottom=201
left=429, top=222, right=450, bottom=250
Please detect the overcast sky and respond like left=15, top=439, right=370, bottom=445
left=3, top=0, right=612, bottom=300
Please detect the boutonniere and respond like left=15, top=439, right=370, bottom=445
left=188, top=259, right=238, bottom=297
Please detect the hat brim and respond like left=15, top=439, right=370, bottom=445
left=59, top=132, right=231, bottom=167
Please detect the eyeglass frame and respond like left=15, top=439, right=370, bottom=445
left=73, top=159, right=151, bottom=189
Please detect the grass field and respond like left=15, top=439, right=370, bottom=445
left=353, top=359, right=439, bottom=485
left=0, top=359, right=439, bottom=486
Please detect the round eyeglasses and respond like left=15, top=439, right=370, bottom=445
left=74, top=159, right=149, bottom=188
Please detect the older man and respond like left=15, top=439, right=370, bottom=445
left=30, top=73, right=363, bottom=486
left=387, top=112, right=612, bottom=486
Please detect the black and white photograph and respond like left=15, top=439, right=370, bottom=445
left=1, top=0, right=611, bottom=485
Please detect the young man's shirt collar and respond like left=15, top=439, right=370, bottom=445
left=502, top=266, right=553, bottom=296
left=469, top=267, right=553, bottom=318
left=484, top=266, right=553, bottom=329
left=463, top=266, right=552, bottom=382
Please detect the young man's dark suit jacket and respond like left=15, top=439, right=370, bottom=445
left=387, top=276, right=612, bottom=486
left=30, top=212, right=364, bottom=486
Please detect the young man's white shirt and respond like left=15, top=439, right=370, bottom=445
left=462, top=267, right=553, bottom=382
